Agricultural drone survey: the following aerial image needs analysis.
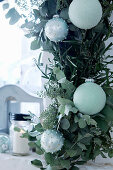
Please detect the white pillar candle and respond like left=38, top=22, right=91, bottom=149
left=10, top=113, right=31, bottom=156
left=12, top=130, right=29, bottom=155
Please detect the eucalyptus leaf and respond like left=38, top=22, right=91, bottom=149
left=108, top=149, right=113, bottom=158
left=60, top=8, right=69, bottom=20
left=59, top=159, right=70, bottom=169
left=47, top=0, right=57, bottom=16
left=35, top=123, right=44, bottom=132
left=45, top=153, right=54, bottom=165
left=60, top=118, right=70, bottom=130
left=57, top=97, right=74, bottom=106
left=94, top=138, right=102, bottom=146
left=14, top=127, right=21, bottom=132
left=69, top=122, right=78, bottom=132
left=101, top=105, right=113, bottom=122
left=94, top=117, right=109, bottom=132
left=31, top=159, right=43, bottom=168
left=74, top=115, right=79, bottom=123
left=66, top=149, right=78, bottom=157
left=34, top=21, right=47, bottom=33
left=77, top=143, right=87, bottom=150
left=36, top=146, right=44, bottom=155
left=53, top=67, right=65, bottom=81
left=78, top=119, right=87, bottom=129
left=64, top=104, right=78, bottom=116
left=31, top=39, right=40, bottom=50
left=5, top=8, right=21, bottom=25
left=29, top=130, right=40, bottom=137
left=58, top=105, right=65, bottom=115
left=3, top=3, right=9, bottom=10
left=33, top=9, right=41, bottom=20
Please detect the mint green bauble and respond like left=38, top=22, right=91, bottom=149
left=73, top=80, right=106, bottom=115
left=68, top=0, right=102, bottom=30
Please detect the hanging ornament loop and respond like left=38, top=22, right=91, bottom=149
left=85, top=79, right=95, bottom=83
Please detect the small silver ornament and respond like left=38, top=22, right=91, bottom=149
left=41, top=130, right=64, bottom=153
left=0, top=135, right=9, bottom=153
left=45, top=15, right=68, bottom=42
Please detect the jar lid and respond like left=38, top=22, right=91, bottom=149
left=10, top=113, right=31, bottom=121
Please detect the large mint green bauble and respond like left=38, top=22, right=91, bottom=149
left=73, top=82, right=106, bottom=115
left=41, top=130, right=64, bottom=153
left=68, top=0, right=102, bottom=29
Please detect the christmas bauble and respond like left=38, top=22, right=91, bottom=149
left=0, top=135, right=9, bottom=153
left=45, top=15, right=68, bottom=42
left=40, top=106, right=57, bottom=129
left=41, top=130, right=64, bottom=153
left=69, top=0, right=102, bottom=30
left=73, top=79, right=106, bottom=115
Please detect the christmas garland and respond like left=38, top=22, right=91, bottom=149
left=2, top=0, right=113, bottom=169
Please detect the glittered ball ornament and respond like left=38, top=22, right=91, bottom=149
left=45, top=15, right=68, bottom=42
left=0, top=135, right=9, bottom=153
left=69, top=0, right=102, bottom=30
left=73, top=79, right=106, bottom=115
left=41, top=130, right=64, bottom=153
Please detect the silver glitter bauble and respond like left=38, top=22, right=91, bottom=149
left=41, top=130, right=64, bottom=153
left=45, top=15, right=68, bottom=42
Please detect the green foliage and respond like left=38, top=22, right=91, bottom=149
left=3, top=3, right=9, bottom=10
left=40, top=104, right=58, bottom=129
left=31, top=159, right=43, bottom=168
left=101, top=105, right=113, bottom=122
left=14, top=127, right=21, bottom=132
left=31, top=39, right=41, bottom=50
left=5, top=8, right=21, bottom=25
left=4, top=0, right=113, bottom=169
left=28, top=141, right=44, bottom=155
left=60, top=118, right=70, bottom=130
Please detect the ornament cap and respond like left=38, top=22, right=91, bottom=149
left=85, top=79, right=94, bottom=83
left=53, top=15, right=59, bottom=18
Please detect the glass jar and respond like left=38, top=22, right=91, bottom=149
left=10, top=113, right=30, bottom=156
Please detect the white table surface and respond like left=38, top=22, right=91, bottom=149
left=0, top=153, right=113, bottom=170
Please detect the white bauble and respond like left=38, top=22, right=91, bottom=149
left=41, top=130, right=64, bottom=153
left=69, top=0, right=102, bottom=29
left=45, top=15, right=68, bottom=42
left=73, top=79, right=106, bottom=115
